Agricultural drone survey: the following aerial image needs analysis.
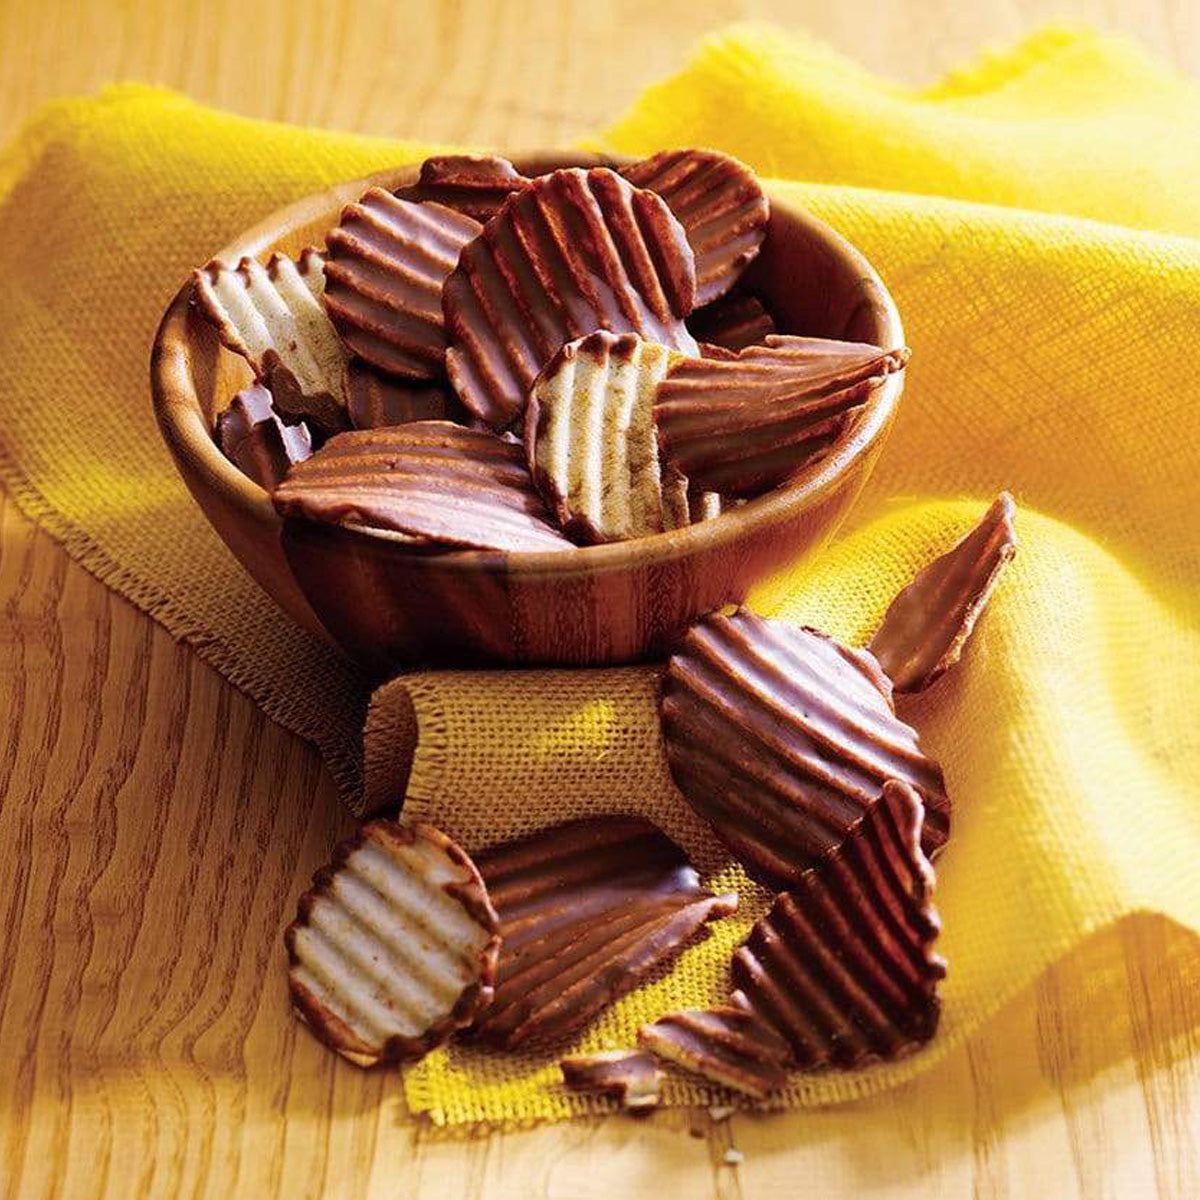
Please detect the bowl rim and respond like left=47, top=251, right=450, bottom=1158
left=151, top=152, right=905, bottom=580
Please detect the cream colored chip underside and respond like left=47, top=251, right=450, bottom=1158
left=536, top=339, right=683, bottom=542
left=291, top=838, right=490, bottom=1047
left=197, top=251, right=349, bottom=408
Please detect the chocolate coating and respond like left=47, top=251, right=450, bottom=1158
left=660, top=610, right=950, bottom=890
left=870, top=493, right=1017, bottom=693
left=560, top=1050, right=663, bottom=1109
left=415, top=154, right=531, bottom=222
left=732, top=780, right=945, bottom=1068
left=655, top=335, right=910, bottom=498
left=215, top=381, right=312, bottom=489
left=687, top=289, right=777, bottom=352
left=622, top=149, right=769, bottom=305
left=469, top=816, right=738, bottom=1048
left=639, top=1002, right=790, bottom=1097
left=285, top=820, right=500, bottom=1067
left=346, top=358, right=465, bottom=429
left=273, top=421, right=575, bottom=553
left=324, top=188, right=480, bottom=379
left=442, top=167, right=698, bottom=429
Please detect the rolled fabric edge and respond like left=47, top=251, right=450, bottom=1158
left=361, top=676, right=420, bottom=815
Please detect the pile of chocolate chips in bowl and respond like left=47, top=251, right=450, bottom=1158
left=196, top=150, right=909, bottom=549
left=192, top=149, right=1017, bottom=1106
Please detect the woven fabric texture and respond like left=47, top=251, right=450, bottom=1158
left=1, top=24, right=1198, bottom=1127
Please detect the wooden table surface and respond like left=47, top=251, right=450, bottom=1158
left=2, top=2, right=1199, bottom=1197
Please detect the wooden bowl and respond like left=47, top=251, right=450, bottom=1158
left=151, top=152, right=905, bottom=669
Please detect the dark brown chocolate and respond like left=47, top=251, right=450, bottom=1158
left=622, top=149, right=769, bottom=305
left=560, top=1050, right=664, bottom=1109
left=732, top=780, right=945, bottom=1068
left=688, top=290, right=777, bottom=352
left=660, top=610, right=950, bottom=891
left=346, top=358, right=464, bottom=430
left=469, top=816, right=737, bottom=1048
left=415, top=154, right=532, bottom=222
left=215, top=381, right=312, bottom=489
left=638, top=1002, right=790, bottom=1097
left=285, top=820, right=500, bottom=1067
left=442, top=167, right=698, bottom=430
left=870, top=493, right=1017, bottom=693
left=323, top=188, right=481, bottom=379
left=272, top=421, right=576, bottom=553
left=655, top=335, right=910, bottom=497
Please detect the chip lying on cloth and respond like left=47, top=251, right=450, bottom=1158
left=469, top=816, right=738, bottom=1048
left=660, top=608, right=950, bottom=891
left=870, top=493, right=1018, bottom=693
left=637, top=780, right=944, bottom=1091
left=732, top=779, right=946, bottom=1069
left=638, top=1003, right=791, bottom=1098
left=559, top=1050, right=664, bottom=1110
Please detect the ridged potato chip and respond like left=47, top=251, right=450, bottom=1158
left=870, top=493, right=1017, bottom=693
left=622, top=149, right=769, bottom=305
left=687, top=289, right=776, bottom=352
left=638, top=1002, right=790, bottom=1098
left=732, top=780, right=946, bottom=1068
left=655, top=335, right=910, bottom=497
left=214, top=381, right=312, bottom=489
left=660, top=610, right=950, bottom=891
left=525, top=331, right=689, bottom=544
left=442, top=167, right=698, bottom=429
left=194, top=248, right=349, bottom=434
left=324, top=188, right=481, bottom=379
left=415, top=154, right=531, bottom=222
left=470, top=816, right=738, bottom=1048
left=286, top=820, right=500, bottom=1067
left=273, top=421, right=576, bottom=553
left=346, top=358, right=464, bottom=430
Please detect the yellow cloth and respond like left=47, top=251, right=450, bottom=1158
left=1, top=24, right=1199, bottom=1128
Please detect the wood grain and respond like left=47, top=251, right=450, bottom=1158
left=2, top=1, right=1199, bottom=1197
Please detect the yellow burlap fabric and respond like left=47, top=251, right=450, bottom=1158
left=1, top=24, right=1198, bottom=1127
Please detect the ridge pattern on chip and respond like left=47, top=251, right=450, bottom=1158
left=661, top=609, right=950, bottom=891
left=286, top=820, right=500, bottom=1067
left=273, top=421, right=575, bottom=553
left=655, top=335, right=910, bottom=497
left=324, top=188, right=481, bottom=379
left=526, top=331, right=689, bottom=543
left=622, top=149, right=769, bottom=306
left=470, top=816, right=738, bottom=1048
left=442, top=167, right=699, bottom=430
left=732, top=780, right=946, bottom=1069
left=194, top=248, right=349, bottom=430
